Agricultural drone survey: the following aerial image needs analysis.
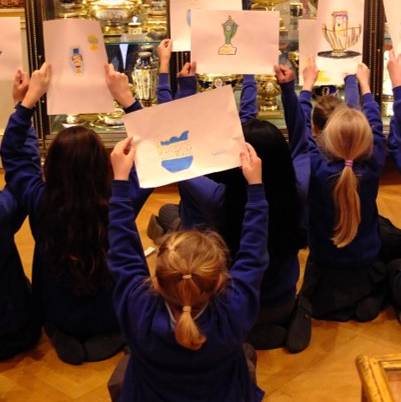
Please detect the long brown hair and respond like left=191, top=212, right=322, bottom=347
left=323, top=106, right=373, bottom=248
left=312, top=95, right=343, bottom=135
left=40, top=126, right=112, bottom=295
left=153, top=230, right=230, bottom=351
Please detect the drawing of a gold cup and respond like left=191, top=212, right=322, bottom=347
left=320, top=11, right=362, bottom=58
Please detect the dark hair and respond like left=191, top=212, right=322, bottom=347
left=40, top=126, right=113, bottom=295
left=312, top=95, right=343, bottom=132
left=209, top=119, right=305, bottom=258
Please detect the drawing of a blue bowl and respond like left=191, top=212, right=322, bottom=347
left=161, top=156, right=193, bottom=173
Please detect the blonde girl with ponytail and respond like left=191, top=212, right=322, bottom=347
left=107, top=140, right=269, bottom=402
left=298, top=61, right=387, bottom=323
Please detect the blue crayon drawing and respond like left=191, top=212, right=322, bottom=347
left=159, top=130, right=193, bottom=173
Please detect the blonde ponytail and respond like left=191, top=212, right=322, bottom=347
left=175, top=306, right=206, bottom=351
left=332, top=165, right=361, bottom=247
left=323, top=106, right=373, bottom=248
left=153, top=231, right=229, bottom=351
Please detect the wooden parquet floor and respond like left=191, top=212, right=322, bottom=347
left=1, top=166, right=401, bottom=402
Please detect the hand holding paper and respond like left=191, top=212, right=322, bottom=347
left=105, top=64, right=134, bottom=109
left=356, top=63, right=371, bottom=95
left=22, top=63, right=51, bottom=109
left=111, top=137, right=136, bottom=181
left=157, top=39, right=173, bottom=73
left=274, top=64, right=295, bottom=85
left=178, top=62, right=197, bottom=77
left=12, top=70, right=30, bottom=105
left=240, top=143, right=262, bottom=185
left=387, top=51, right=401, bottom=89
left=302, top=57, right=319, bottom=92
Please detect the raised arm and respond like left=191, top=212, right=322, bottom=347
left=218, top=144, right=269, bottom=339
left=239, top=75, right=257, bottom=124
left=344, top=74, right=360, bottom=108
left=1, top=67, right=50, bottom=214
left=275, top=65, right=308, bottom=159
left=107, top=138, right=156, bottom=336
left=357, top=63, right=386, bottom=170
left=156, top=39, right=173, bottom=103
left=387, top=51, right=401, bottom=172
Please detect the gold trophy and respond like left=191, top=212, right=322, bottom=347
left=319, top=11, right=362, bottom=58
left=143, top=0, right=168, bottom=40
left=251, top=0, right=287, bottom=33
left=132, top=51, right=158, bottom=107
left=88, top=0, right=139, bottom=36
left=256, top=75, right=281, bottom=116
left=58, top=0, right=88, bottom=18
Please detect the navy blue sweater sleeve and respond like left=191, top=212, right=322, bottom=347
left=127, top=168, right=153, bottom=217
left=362, top=93, right=386, bottom=170
left=280, top=81, right=308, bottom=159
left=175, top=76, right=197, bottom=99
left=107, top=180, right=156, bottom=337
left=157, top=73, right=172, bottom=104
left=218, top=185, right=268, bottom=339
left=388, top=86, right=401, bottom=172
left=123, top=100, right=143, bottom=114
left=179, top=176, right=225, bottom=223
left=240, top=75, right=257, bottom=124
left=299, top=90, right=313, bottom=132
left=344, top=75, right=360, bottom=108
left=1, top=105, right=44, bottom=215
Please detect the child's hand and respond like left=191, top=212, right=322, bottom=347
left=241, top=142, right=262, bottom=185
left=178, top=62, right=197, bottom=77
left=356, top=63, right=371, bottom=95
left=158, top=39, right=172, bottom=73
left=105, top=63, right=134, bottom=109
left=12, top=69, right=30, bottom=105
left=274, top=64, right=295, bottom=84
left=302, top=57, right=319, bottom=92
left=110, top=136, right=136, bottom=181
left=387, top=51, right=401, bottom=89
left=21, top=63, right=51, bottom=109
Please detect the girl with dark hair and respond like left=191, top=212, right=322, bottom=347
left=1, top=63, right=148, bottom=364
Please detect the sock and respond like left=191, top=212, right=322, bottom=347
left=45, top=323, right=85, bottom=365
left=286, top=296, right=312, bottom=354
left=247, top=324, right=287, bottom=350
left=84, top=333, right=125, bottom=362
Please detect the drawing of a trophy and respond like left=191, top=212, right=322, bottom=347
left=218, top=16, right=239, bottom=56
left=319, top=11, right=362, bottom=58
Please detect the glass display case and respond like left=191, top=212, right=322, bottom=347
left=25, top=0, right=381, bottom=149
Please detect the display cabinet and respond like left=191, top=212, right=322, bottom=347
left=25, top=0, right=383, bottom=150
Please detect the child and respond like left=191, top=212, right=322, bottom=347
left=107, top=135, right=268, bottom=402
left=0, top=63, right=148, bottom=364
left=299, top=60, right=387, bottom=322
left=0, top=70, right=42, bottom=359
left=384, top=50, right=401, bottom=321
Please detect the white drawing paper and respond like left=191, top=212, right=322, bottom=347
left=0, top=17, right=22, bottom=81
left=123, top=86, right=245, bottom=188
left=383, top=0, right=401, bottom=55
left=170, top=0, right=242, bottom=52
left=44, top=19, right=114, bottom=115
left=191, top=9, right=279, bottom=75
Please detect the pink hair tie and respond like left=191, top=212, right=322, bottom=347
left=345, top=160, right=353, bottom=168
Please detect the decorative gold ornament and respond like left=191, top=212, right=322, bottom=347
left=256, top=75, right=281, bottom=112
left=196, top=74, right=241, bottom=92
left=88, top=0, right=139, bottom=36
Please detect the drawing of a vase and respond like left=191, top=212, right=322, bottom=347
left=319, top=11, right=361, bottom=59
left=158, top=131, right=193, bottom=173
left=218, top=16, right=238, bottom=56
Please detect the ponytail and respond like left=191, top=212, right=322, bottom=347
left=323, top=106, right=373, bottom=249
left=332, top=165, right=361, bottom=248
left=175, top=306, right=206, bottom=351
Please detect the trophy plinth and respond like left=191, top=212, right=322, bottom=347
left=319, top=11, right=362, bottom=59
left=218, top=44, right=237, bottom=56
left=58, top=0, right=87, bottom=18
left=197, top=74, right=241, bottom=92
